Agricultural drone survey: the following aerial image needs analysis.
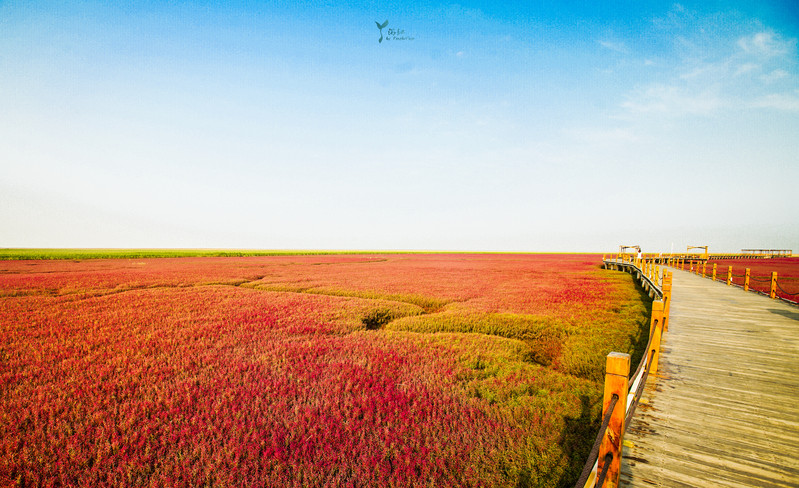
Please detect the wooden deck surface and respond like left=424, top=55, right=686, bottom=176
left=620, top=269, right=799, bottom=487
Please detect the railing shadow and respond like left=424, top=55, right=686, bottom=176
left=628, top=284, right=653, bottom=372
left=767, top=308, right=799, bottom=321
left=556, top=395, right=600, bottom=488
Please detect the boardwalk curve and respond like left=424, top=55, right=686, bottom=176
left=620, top=269, right=799, bottom=487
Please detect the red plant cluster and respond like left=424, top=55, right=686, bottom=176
left=702, top=257, right=799, bottom=300
left=1, top=254, right=648, bottom=487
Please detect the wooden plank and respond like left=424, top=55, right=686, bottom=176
left=620, top=270, right=799, bottom=488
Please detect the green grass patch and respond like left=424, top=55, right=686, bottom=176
left=0, top=249, right=402, bottom=260
left=386, top=311, right=570, bottom=366
left=398, top=330, right=604, bottom=488
left=248, top=283, right=451, bottom=313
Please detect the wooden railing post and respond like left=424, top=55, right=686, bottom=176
left=727, top=266, right=733, bottom=286
left=648, top=301, right=664, bottom=377
left=770, top=272, right=778, bottom=299
left=702, top=261, right=706, bottom=278
left=744, top=268, right=750, bottom=292
left=598, top=352, right=630, bottom=488
left=712, top=263, right=717, bottom=281
left=662, top=274, right=672, bottom=332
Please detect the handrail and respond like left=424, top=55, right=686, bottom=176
left=575, top=259, right=669, bottom=488
left=600, top=254, right=798, bottom=305
left=602, top=257, right=664, bottom=299
left=625, top=349, right=656, bottom=428
left=691, top=262, right=798, bottom=305
left=572, top=395, right=620, bottom=488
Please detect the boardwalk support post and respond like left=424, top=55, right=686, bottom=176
left=598, top=352, right=630, bottom=488
left=649, top=301, right=664, bottom=376
left=770, top=272, right=778, bottom=299
left=712, top=263, right=717, bottom=281
left=744, top=268, right=750, bottom=292
left=662, top=274, right=672, bottom=332
left=727, top=266, right=733, bottom=286
left=702, top=262, right=706, bottom=278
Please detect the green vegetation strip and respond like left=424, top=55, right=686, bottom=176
left=0, top=249, right=600, bottom=260
left=0, top=249, right=415, bottom=260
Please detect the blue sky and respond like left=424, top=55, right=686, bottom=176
left=1, top=1, right=797, bottom=252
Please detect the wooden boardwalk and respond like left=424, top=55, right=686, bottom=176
left=620, top=269, right=799, bottom=487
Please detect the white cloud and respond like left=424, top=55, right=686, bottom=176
left=622, top=84, right=723, bottom=116
left=737, top=31, right=795, bottom=58
left=599, top=40, right=628, bottom=53
left=734, top=63, right=758, bottom=77
left=761, top=69, right=789, bottom=83
left=679, top=63, right=722, bottom=80
left=622, top=24, right=798, bottom=118
left=750, top=91, right=799, bottom=112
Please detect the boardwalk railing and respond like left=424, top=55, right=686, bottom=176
left=683, top=261, right=799, bottom=304
left=605, top=250, right=793, bottom=261
left=603, top=253, right=799, bottom=304
left=573, top=258, right=670, bottom=488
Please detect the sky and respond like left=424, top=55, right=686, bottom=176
left=1, top=1, right=798, bottom=252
